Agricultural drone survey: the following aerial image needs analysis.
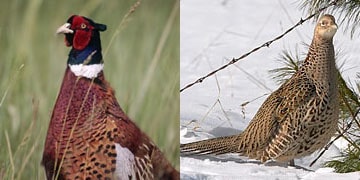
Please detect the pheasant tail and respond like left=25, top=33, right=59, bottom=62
left=180, top=134, right=241, bottom=155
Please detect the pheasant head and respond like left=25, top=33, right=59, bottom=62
left=56, top=15, right=107, bottom=78
left=314, top=14, right=337, bottom=41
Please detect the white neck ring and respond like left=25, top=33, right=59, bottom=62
left=69, top=64, right=104, bottom=78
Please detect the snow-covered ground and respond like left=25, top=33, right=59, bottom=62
left=180, top=0, right=360, bottom=179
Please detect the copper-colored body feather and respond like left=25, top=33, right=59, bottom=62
left=43, top=68, right=178, bottom=179
left=181, top=14, right=339, bottom=163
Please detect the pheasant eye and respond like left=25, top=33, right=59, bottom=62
left=80, top=23, right=87, bottom=29
left=320, top=21, right=326, bottom=27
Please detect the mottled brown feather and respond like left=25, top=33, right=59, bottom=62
left=181, top=14, right=339, bottom=163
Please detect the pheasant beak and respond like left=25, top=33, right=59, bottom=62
left=332, top=23, right=338, bottom=30
left=329, top=23, right=338, bottom=36
left=56, top=23, right=73, bottom=34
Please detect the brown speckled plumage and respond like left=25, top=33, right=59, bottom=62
left=181, top=14, right=339, bottom=163
left=42, top=15, right=178, bottom=180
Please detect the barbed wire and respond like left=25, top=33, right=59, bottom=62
left=180, top=0, right=340, bottom=92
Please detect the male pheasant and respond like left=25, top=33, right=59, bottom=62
left=181, top=14, right=339, bottom=164
left=42, top=15, right=179, bottom=180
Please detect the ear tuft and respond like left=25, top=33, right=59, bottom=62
left=95, top=24, right=107, bottom=32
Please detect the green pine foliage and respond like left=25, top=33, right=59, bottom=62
left=325, top=140, right=360, bottom=173
left=300, top=0, right=360, bottom=37
left=269, top=47, right=302, bottom=84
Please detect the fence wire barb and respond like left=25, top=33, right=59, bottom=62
left=180, top=0, right=340, bottom=93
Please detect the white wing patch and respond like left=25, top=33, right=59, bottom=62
left=69, top=64, right=104, bottom=78
left=114, top=143, right=136, bottom=179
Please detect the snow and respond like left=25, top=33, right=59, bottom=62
left=180, top=0, right=360, bottom=179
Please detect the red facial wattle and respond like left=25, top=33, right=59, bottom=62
left=70, top=16, right=94, bottom=50
left=73, top=28, right=92, bottom=50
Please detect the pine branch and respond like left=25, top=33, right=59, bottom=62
left=325, top=140, right=360, bottom=173
left=269, top=49, right=302, bottom=84
left=300, top=0, right=360, bottom=38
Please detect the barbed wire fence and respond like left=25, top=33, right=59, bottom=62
left=180, top=0, right=340, bottom=93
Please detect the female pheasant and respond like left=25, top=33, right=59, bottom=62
left=181, top=14, right=339, bottom=164
left=42, top=15, right=179, bottom=180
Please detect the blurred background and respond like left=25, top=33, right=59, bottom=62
left=0, top=0, right=179, bottom=179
